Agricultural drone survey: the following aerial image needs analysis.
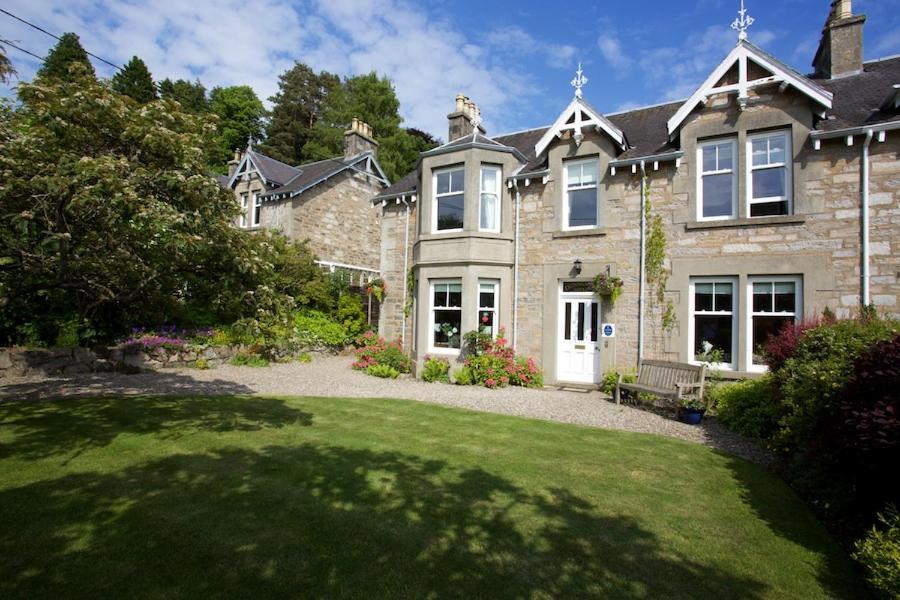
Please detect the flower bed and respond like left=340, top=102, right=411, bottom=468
left=455, top=329, right=543, bottom=389
left=352, top=331, right=411, bottom=374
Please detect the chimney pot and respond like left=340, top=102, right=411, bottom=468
left=344, top=117, right=378, bottom=158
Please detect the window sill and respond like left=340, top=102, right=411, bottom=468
left=419, top=232, right=514, bottom=242
left=685, top=215, right=806, bottom=230
left=552, top=228, right=608, bottom=239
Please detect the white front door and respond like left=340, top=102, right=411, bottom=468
left=557, top=284, right=601, bottom=384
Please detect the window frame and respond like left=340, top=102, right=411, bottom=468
left=688, top=276, right=738, bottom=371
left=479, top=165, right=502, bottom=233
left=250, top=192, right=262, bottom=227
left=746, top=130, right=793, bottom=218
left=432, top=166, right=465, bottom=233
left=747, top=275, right=802, bottom=372
left=239, top=193, right=249, bottom=228
left=696, top=138, right=738, bottom=221
left=429, top=278, right=463, bottom=355
left=477, top=279, right=500, bottom=338
left=562, top=157, right=600, bottom=231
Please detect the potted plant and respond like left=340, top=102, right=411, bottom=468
left=593, top=273, right=624, bottom=306
left=678, top=396, right=707, bottom=425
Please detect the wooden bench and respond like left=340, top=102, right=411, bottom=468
left=613, top=360, right=706, bottom=406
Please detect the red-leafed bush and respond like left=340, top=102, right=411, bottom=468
left=839, top=334, right=900, bottom=452
left=763, top=317, right=822, bottom=371
left=352, top=331, right=411, bottom=374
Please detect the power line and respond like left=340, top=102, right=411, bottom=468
left=0, top=8, right=121, bottom=70
left=0, top=38, right=44, bottom=62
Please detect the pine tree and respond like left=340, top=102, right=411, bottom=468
left=35, top=33, right=95, bottom=81
left=112, top=56, right=157, bottom=103
left=158, top=78, right=209, bottom=113
left=0, top=43, right=15, bottom=84
left=260, top=62, right=339, bottom=165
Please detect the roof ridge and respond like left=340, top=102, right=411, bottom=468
left=248, top=149, right=301, bottom=171
left=606, top=98, right=686, bottom=117
left=492, top=124, right=550, bottom=139
left=863, top=53, right=900, bottom=65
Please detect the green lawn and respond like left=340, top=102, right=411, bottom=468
left=0, top=395, right=863, bottom=599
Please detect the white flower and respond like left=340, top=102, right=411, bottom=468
left=702, top=341, right=713, bottom=353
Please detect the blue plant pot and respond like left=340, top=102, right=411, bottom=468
left=679, top=408, right=705, bottom=425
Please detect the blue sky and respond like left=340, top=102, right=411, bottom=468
left=2, top=0, right=899, bottom=139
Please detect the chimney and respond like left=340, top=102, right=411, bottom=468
left=447, top=93, right=486, bottom=142
left=813, top=0, right=866, bottom=79
left=343, top=117, right=379, bottom=158
left=227, top=148, right=241, bottom=178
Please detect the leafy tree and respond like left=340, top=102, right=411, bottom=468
left=209, top=85, right=266, bottom=164
left=35, top=32, right=95, bottom=81
left=0, top=43, right=15, bottom=84
left=111, top=56, right=157, bottom=103
left=0, top=69, right=324, bottom=345
left=260, top=62, right=339, bottom=165
left=158, top=78, right=209, bottom=113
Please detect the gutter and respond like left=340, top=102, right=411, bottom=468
left=638, top=160, right=647, bottom=366
left=609, top=150, right=684, bottom=173
left=507, top=169, right=549, bottom=183
left=809, top=120, right=900, bottom=146
left=861, top=130, right=873, bottom=307
left=512, top=181, right=521, bottom=350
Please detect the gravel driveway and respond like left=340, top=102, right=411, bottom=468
left=0, top=355, right=770, bottom=465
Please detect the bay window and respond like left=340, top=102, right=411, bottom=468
left=434, top=167, right=465, bottom=232
left=478, top=280, right=499, bottom=337
left=690, top=278, right=737, bottom=368
left=564, top=158, right=598, bottom=229
left=479, top=165, right=501, bottom=232
left=749, top=277, right=800, bottom=369
left=748, top=131, right=791, bottom=217
left=431, top=280, right=462, bottom=352
left=698, top=139, right=737, bottom=220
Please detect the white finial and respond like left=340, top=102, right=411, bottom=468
left=247, top=135, right=255, bottom=150
left=571, top=63, right=588, bottom=99
left=731, top=0, right=754, bottom=41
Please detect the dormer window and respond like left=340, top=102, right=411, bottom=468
left=564, top=158, right=599, bottom=230
left=748, top=131, right=791, bottom=217
left=479, top=165, right=501, bottom=232
left=434, top=167, right=465, bottom=232
left=698, top=138, right=737, bottom=221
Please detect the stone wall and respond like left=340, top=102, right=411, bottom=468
left=0, top=345, right=239, bottom=379
left=378, top=200, right=416, bottom=348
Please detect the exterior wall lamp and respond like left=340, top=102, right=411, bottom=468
left=573, top=258, right=583, bottom=276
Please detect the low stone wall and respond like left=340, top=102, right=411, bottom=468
left=0, top=345, right=241, bottom=379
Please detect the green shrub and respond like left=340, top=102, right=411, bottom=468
left=294, top=310, right=349, bottom=348
left=366, top=364, right=400, bottom=379
left=773, top=317, right=899, bottom=453
left=336, top=294, right=368, bottom=340
left=352, top=332, right=411, bottom=373
left=422, top=356, right=451, bottom=383
left=453, top=365, right=475, bottom=386
left=600, top=370, right=635, bottom=395
left=715, top=375, right=781, bottom=439
left=458, top=328, right=542, bottom=389
left=297, top=352, right=312, bottom=363
left=231, top=352, right=269, bottom=367
left=854, top=506, right=900, bottom=599
left=188, top=359, right=210, bottom=370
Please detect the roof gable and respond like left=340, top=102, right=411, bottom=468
left=226, top=149, right=301, bottom=188
left=534, top=96, right=625, bottom=157
left=667, top=40, right=833, bottom=136
left=262, top=152, right=389, bottom=201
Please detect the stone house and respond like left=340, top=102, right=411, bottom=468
left=220, top=118, right=389, bottom=282
left=373, top=0, right=899, bottom=384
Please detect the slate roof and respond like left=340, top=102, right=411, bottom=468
left=816, top=55, right=900, bottom=131
left=373, top=170, right=418, bottom=201
left=247, top=150, right=301, bottom=186
left=260, top=155, right=363, bottom=199
left=378, top=54, right=900, bottom=191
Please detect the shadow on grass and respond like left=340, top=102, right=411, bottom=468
left=721, top=453, right=866, bottom=599
left=0, top=396, right=312, bottom=461
left=0, top=442, right=771, bottom=599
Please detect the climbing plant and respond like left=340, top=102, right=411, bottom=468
left=643, top=181, right=677, bottom=333
left=404, top=268, right=415, bottom=318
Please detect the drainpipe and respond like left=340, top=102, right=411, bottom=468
left=638, top=160, right=647, bottom=366
left=400, top=196, right=411, bottom=348
left=861, top=129, right=873, bottom=307
left=512, top=181, right=521, bottom=350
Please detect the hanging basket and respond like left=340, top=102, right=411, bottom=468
left=593, top=273, right=623, bottom=306
left=366, top=278, right=386, bottom=302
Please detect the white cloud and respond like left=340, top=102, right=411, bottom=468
left=0, top=0, right=540, bottom=138
left=484, top=26, right=576, bottom=69
left=872, top=29, right=900, bottom=56
left=596, top=34, right=632, bottom=70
